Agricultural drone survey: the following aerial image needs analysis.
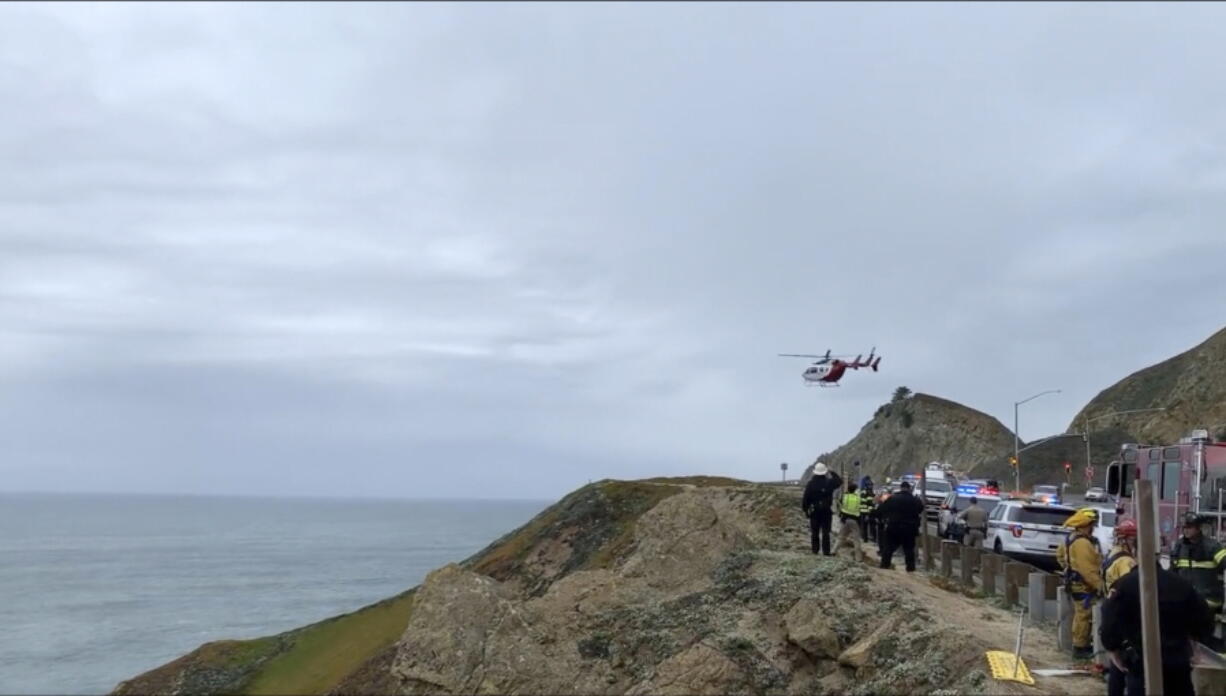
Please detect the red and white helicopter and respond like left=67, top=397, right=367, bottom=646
left=778, top=347, right=881, bottom=387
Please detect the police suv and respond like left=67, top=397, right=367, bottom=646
left=985, top=500, right=1076, bottom=566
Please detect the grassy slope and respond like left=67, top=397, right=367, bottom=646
left=243, top=590, right=415, bottom=695
left=114, top=590, right=415, bottom=696
left=116, top=477, right=746, bottom=695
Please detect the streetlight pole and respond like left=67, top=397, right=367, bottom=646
left=1014, top=389, right=1061, bottom=493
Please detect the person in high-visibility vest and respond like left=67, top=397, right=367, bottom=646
left=836, top=483, right=863, bottom=559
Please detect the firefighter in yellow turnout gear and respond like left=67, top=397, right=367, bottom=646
left=1101, top=518, right=1138, bottom=696
left=836, top=483, right=863, bottom=559
left=1056, top=507, right=1103, bottom=661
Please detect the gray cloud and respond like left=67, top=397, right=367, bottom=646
left=2, top=3, right=1226, bottom=498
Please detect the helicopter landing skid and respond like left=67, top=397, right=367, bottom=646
left=804, top=381, right=839, bottom=388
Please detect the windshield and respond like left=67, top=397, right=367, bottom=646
left=923, top=480, right=951, bottom=493
left=1098, top=511, right=1117, bottom=527
left=1010, top=506, right=1073, bottom=526
left=1034, top=486, right=1059, bottom=495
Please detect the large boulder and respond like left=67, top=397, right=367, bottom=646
left=838, top=618, right=898, bottom=672
left=390, top=564, right=530, bottom=693
left=627, top=643, right=749, bottom=696
left=784, top=598, right=842, bottom=659
left=621, top=491, right=752, bottom=591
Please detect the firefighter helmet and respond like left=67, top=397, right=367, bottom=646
left=1182, top=512, right=1208, bottom=527
left=1063, top=507, right=1098, bottom=529
left=1115, top=519, right=1137, bottom=538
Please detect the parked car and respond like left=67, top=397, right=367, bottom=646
left=937, top=491, right=1003, bottom=541
left=1031, top=484, right=1062, bottom=505
left=1085, top=486, right=1109, bottom=503
left=986, top=500, right=1076, bottom=567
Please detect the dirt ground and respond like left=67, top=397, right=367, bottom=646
left=867, top=564, right=1105, bottom=695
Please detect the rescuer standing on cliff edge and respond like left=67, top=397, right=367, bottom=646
left=876, top=480, right=924, bottom=572
left=802, top=462, right=842, bottom=556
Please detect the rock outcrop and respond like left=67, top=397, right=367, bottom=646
left=806, top=392, right=1018, bottom=483
left=115, top=478, right=1100, bottom=696
left=385, top=484, right=1046, bottom=696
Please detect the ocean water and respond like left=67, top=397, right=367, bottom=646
left=0, top=493, right=548, bottom=695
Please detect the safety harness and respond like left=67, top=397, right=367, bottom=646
left=1059, top=532, right=1101, bottom=602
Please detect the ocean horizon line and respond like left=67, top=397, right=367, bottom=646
left=0, top=488, right=555, bottom=504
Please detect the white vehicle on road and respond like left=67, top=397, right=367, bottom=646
left=1085, top=486, right=1109, bottom=503
left=1090, top=505, right=1118, bottom=553
left=986, top=500, right=1076, bottom=566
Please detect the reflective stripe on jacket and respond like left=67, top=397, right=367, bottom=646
left=859, top=491, right=876, bottom=512
left=1171, top=536, right=1226, bottom=608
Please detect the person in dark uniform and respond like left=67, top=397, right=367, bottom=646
left=858, top=477, right=877, bottom=543
left=1171, top=512, right=1226, bottom=648
left=876, top=480, right=925, bottom=571
left=1100, top=559, right=1214, bottom=696
left=801, top=462, right=843, bottom=556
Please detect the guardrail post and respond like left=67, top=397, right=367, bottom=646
left=1057, top=586, right=1072, bottom=650
left=1042, top=574, right=1059, bottom=621
left=940, top=540, right=957, bottom=578
left=1004, top=562, right=1029, bottom=608
left=981, top=553, right=999, bottom=596
left=960, top=546, right=981, bottom=589
left=1027, top=572, right=1046, bottom=623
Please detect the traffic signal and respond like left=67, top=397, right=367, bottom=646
left=1008, top=455, right=1018, bottom=468
left=1063, top=461, right=1072, bottom=473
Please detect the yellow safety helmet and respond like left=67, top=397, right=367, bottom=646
left=1063, top=507, right=1099, bottom=529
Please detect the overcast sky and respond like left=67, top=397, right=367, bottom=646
left=2, top=3, right=1225, bottom=500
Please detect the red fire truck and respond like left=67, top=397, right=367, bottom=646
left=1106, top=429, right=1226, bottom=553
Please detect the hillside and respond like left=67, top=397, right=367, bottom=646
left=807, top=392, right=1019, bottom=483
left=113, top=477, right=1097, bottom=696
left=1068, top=326, right=1226, bottom=445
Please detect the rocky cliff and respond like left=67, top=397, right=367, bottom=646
left=1068, top=326, right=1226, bottom=445
left=114, top=477, right=1094, bottom=696
left=807, top=393, right=1019, bottom=483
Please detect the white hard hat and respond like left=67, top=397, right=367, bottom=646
left=813, top=462, right=829, bottom=476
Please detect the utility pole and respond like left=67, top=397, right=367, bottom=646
left=1134, top=479, right=1163, bottom=695
left=1014, top=404, right=1020, bottom=494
